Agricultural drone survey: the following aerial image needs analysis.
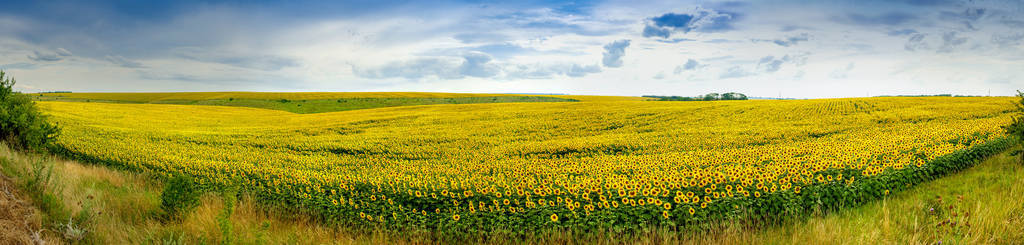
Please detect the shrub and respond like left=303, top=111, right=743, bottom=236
left=217, top=185, right=238, bottom=245
left=159, top=175, right=202, bottom=222
left=0, top=70, right=60, bottom=151
left=1004, top=90, right=1024, bottom=163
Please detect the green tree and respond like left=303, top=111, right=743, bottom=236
left=0, top=70, right=60, bottom=151
left=703, top=93, right=721, bottom=101
left=721, top=92, right=748, bottom=100
left=1004, top=90, right=1024, bottom=163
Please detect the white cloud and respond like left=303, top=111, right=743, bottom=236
left=0, top=0, right=1022, bottom=97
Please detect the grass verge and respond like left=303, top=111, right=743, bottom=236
left=694, top=144, right=1024, bottom=244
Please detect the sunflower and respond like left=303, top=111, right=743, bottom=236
left=452, top=214, right=461, bottom=221
left=550, top=213, right=559, bottom=222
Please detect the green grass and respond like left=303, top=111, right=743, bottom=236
left=32, top=95, right=577, bottom=114
left=726, top=145, right=1024, bottom=244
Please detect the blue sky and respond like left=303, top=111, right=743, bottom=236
left=1, top=0, right=1022, bottom=98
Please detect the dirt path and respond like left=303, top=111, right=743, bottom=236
left=0, top=174, right=44, bottom=244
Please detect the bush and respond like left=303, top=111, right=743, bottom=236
left=159, top=175, right=202, bottom=222
left=217, top=185, right=238, bottom=245
left=1003, top=90, right=1024, bottom=163
left=0, top=70, right=60, bottom=151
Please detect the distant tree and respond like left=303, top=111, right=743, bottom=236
left=645, top=93, right=747, bottom=101
left=703, top=93, right=721, bottom=101
left=0, top=70, right=60, bottom=151
left=721, top=92, right=748, bottom=100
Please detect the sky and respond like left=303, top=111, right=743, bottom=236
left=1, top=0, right=1023, bottom=98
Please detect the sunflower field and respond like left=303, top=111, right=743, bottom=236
left=36, top=95, right=1016, bottom=234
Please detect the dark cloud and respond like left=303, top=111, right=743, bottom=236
left=674, top=59, right=700, bottom=74
left=459, top=51, right=500, bottom=78
left=757, top=56, right=784, bottom=73
left=756, top=54, right=808, bottom=73
left=491, top=10, right=625, bottom=37
left=27, top=49, right=71, bottom=62
left=991, top=33, right=1024, bottom=48
left=602, top=39, right=630, bottom=68
left=104, top=55, right=145, bottom=68
left=519, top=19, right=619, bottom=36
left=655, top=38, right=697, bottom=44
left=651, top=13, right=696, bottom=29
left=138, top=71, right=208, bottom=82
left=940, top=8, right=986, bottom=22
left=566, top=64, right=602, bottom=77
left=1003, top=19, right=1024, bottom=28
left=938, top=32, right=968, bottom=53
left=642, top=25, right=671, bottom=38
left=642, top=9, right=739, bottom=38
left=702, top=55, right=734, bottom=61
left=683, top=59, right=700, bottom=70
left=174, top=48, right=299, bottom=71
left=652, top=71, right=666, bottom=79
left=905, top=33, right=929, bottom=51
left=0, top=62, right=38, bottom=70
left=55, top=48, right=72, bottom=57
left=779, top=25, right=812, bottom=32
left=835, top=12, right=917, bottom=26
left=703, top=39, right=742, bottom=44
left=897, top=0, right=956, bottom=6
left=887, top=29, right=918, bottom=36
left=763, top=60, right=784, bottom=72
left=771, top=33, right=809, bottom=47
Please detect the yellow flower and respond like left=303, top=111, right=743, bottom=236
left=550, top=213, right=559, bottom=222
left=452, top=214, right=461, bottom=221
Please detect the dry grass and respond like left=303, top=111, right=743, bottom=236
left=0, top=170, right=50, bottom=244
left=1, top=143, right=1022, bottom=244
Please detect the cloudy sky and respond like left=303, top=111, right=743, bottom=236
left=1, top=0, right=1022, bottom=98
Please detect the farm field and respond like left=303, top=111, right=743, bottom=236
left=33, top=94, right=1016, bottom=236
left=31, top=92, right=638, bottom=113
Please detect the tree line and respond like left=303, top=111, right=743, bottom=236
left=643, top=92, right=748, bottom=101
